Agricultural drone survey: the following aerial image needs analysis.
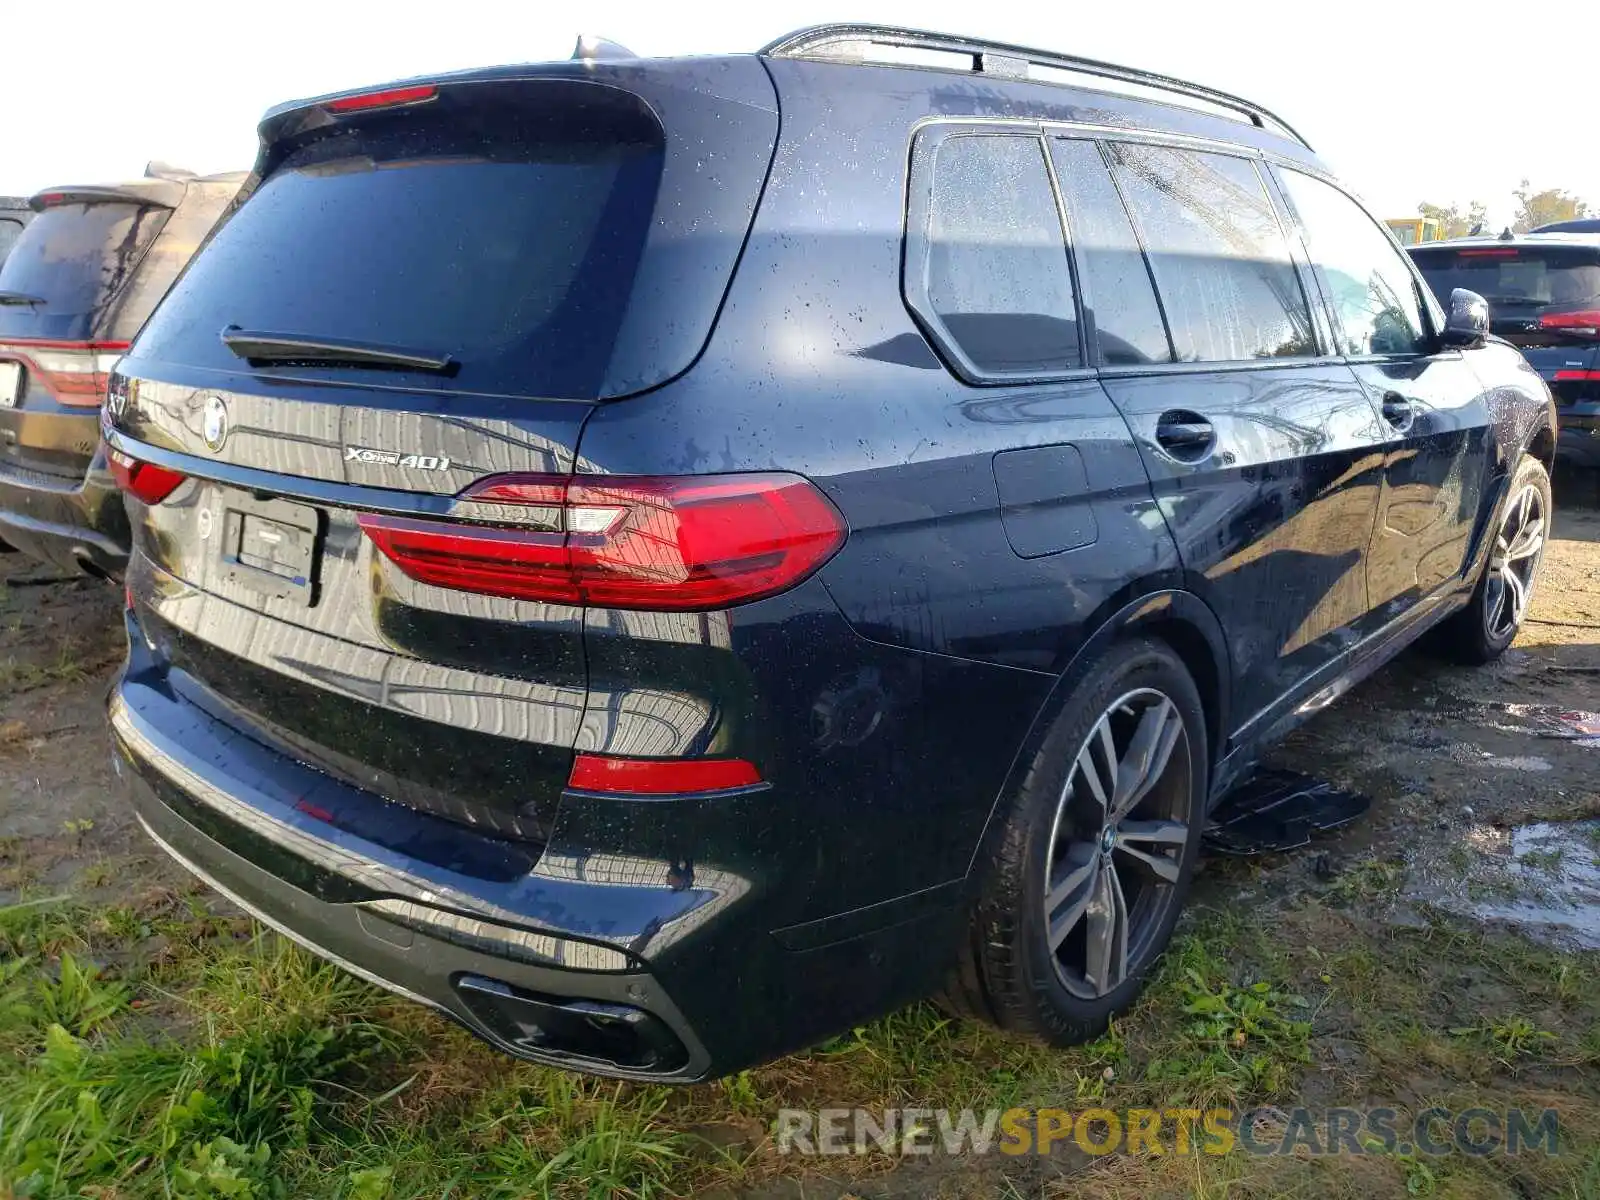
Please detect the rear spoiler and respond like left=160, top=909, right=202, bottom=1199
left=29, top=179, right=187, bottom=212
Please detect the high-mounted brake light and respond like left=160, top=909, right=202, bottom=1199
left=325, top=84, right=438, bottom=114
left=357, top=472, right=847, bottom=611
left=0, top=339, right=129, bottom=406
left=1456, top=248, right=1520, bottom=257
left=567, top=753, right=763, bottom=795
left=1539, top=310, right=1600, bottom=337
left=107, top=447, right=186, bottom=505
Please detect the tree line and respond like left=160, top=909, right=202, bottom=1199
left=1416, top=182, right=1590, bottom=237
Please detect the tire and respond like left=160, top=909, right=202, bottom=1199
left=941, top=637, right=1207, bottom=1045
left=1438, top=454, right=1551, bottom=665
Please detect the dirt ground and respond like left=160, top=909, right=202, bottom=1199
left=0, top=480, right=1596, bottom=1199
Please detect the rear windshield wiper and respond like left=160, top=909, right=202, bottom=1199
left=220, top=327, right=457, bottom=374
left=0, top=292, right=46, bottom=307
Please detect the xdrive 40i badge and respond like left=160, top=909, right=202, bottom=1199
left=344, top=446, right=453, bottom=471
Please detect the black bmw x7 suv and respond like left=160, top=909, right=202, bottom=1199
left=104, top=25, right=1556, bottom=1081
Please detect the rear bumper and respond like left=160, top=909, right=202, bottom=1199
left=126, top=769, right=713, bottom=1078
left=0, top=444, right=129, bottom=575
left=110, top=609, right=961, bottom=1079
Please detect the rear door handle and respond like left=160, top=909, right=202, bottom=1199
left=1154, top=411, right=1215, bottom=461
left=1381, top=393, right=1416, bottom=431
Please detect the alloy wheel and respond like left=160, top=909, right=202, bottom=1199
left=1042, top=688, right=1193, bottom=999
left=1485, top=483, right=1546, bottom=641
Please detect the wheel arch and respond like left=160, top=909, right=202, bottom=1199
left=961, top=587, right=1233, bottom=881
left=1527, top=421, right=1556, bottom=475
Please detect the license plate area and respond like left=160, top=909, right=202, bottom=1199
left=0, top=361, right=21, bottom=409
left=219, top=494, right=322, bottom=605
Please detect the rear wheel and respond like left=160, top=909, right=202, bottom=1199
left=941, top=638, right=1206, bottom=1044
left=1439, top=455, right=1551, bottom=664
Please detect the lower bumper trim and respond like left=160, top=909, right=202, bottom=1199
left=135, top=814, right=446, bottom=1017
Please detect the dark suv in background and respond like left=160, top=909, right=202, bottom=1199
left=0, top=166, right=243, bottom=575
left=1410, top=233, right=1600, bottom=471
left=105, top=25, right=1556, bottom=1080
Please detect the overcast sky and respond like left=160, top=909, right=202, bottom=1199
left=3, top=0, right=1592, bottom=229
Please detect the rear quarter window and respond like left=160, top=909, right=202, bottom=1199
left=905, top=130, right=1081, bottom=380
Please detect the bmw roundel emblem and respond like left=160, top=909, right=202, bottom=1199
left=201, top=395, right=229, bottom=452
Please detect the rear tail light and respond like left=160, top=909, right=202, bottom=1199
left=326, top=84, right=438, bottom=113
left=358, top=472, right=846, bottom=611
left=567, top=753, right=763, bottom=795
left=0, top=339, right=129, bottom=406
left=107, top=447, right=186, bottom=505
left=1555, top=369, right=1600, bottom=382
left=1539, top=310, right=1600, bottom=337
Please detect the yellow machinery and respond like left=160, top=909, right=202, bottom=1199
left=1386, top=217, right=1444, bottom=245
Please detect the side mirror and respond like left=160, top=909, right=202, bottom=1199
left=1441, top=288, right=1490, bottom=348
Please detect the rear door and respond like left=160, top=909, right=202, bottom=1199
left=109, top=63, right=778, bottom=841
left=1276, top=169, right=1496, bottom=618
left=1092, top=140, right=1387, bottom=730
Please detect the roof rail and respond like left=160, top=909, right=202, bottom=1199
left=760, top=24, right=1312, bottom=150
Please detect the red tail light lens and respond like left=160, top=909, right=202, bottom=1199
left=1554, top=369, right=1600, bottom=381
left=107, top=447, right=186, bottom=505
left=568, top=753, right=763, bottom=795
left=326, top=84, right=438, bottom=113
left=0, top=339, right=129, bottom=407
left=358, top=472, right=846, bottom=611
left=1539, top=310, right=1600, bottom=336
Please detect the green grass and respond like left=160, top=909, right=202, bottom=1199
left=1, top=880, right=1599, bottom=1199
left=0, top=646, right=92, bottom=691
left=0, top=924, right=695, bottom=1198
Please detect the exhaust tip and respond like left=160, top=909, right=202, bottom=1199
left=71, top=550, right=113, bottom=581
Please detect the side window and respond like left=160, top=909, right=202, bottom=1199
left=908, top=132, right=1080, bottom=378
left=1104, top=143, right=1316, bottom=362
left=1049, top=139, right=1173, bottom=365
left=1276, top=169, right=1430, bottom=357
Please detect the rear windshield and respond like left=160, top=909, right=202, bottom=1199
left=1411, top=246, right=1600, bottom=315
left=132, top=83, right=667, bottom=401
left=0, top=216, right=27, bottom=267
left=0, top=202, right=169, bottom=340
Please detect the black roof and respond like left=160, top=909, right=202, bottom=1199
left=1532, top=218, right=1600, bottom=235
